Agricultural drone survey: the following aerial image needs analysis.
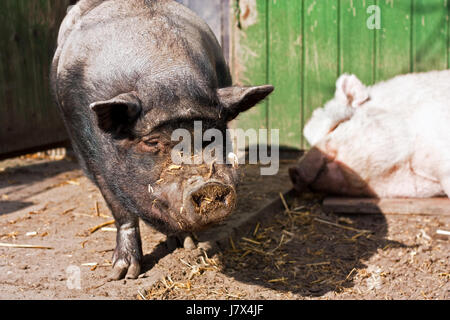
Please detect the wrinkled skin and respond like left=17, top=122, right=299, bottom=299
left=290, top=71, right=450, bottom=199
left=51, top=0, right=273, bottom=280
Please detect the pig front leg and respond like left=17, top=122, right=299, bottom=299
left=96, top=175, right=143, bottom=280
left=110, top=211, right=143, bottom=280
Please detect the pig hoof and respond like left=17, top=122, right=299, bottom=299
left=110, top=251, right=141, bottom=280
left=183, top=235, right=197, bottom=251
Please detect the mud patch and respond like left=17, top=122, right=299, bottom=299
left=191, top=183, right=235, bottom=216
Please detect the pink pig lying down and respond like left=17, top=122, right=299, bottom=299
left=289, top=70, right=450, bottom=198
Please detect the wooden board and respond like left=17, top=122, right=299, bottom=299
left=412, top=0, right=448, bottom=72
left=340, top=0, right=377, bottom=85
left=323, top=197, right=450, bottom=215
left=268, top=0, right=303, bottom=148
left=230, top=1, right=450, bottom=148
left=0, top=0, right=70, bottom=157
left=303, top=0, right=339, bottom=148
left=375, top=0, right=413, bottom=81
left=231, top=0, right=269, bottom=133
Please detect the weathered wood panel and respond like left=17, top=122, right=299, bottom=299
left=268, top=0, right=303, bottom=147
left=0, top=0, right=71, bottom=158
left=375, top=0, right=413, bottom=81
left=303, top=0, right=339, bottom=149
left=412, top=0, right=448, bottom=72
left=340, top=0, right=377, bottom=85
left=231, top=0, right=269, bottom=133
left=231, top=0, right=450, bottom=149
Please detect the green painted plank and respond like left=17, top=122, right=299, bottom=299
left=412, top=0, right=448, bottom=72
left=303, top=0, right=339, bottom=148
left=230, top=0, right=450, bottom=148
left=267, top=0, right=303, bottom=148
left=340, top=0, right=377, bottom=85
left=232, top=0, right=268, bottom=132
left=376, top=0, right=413, bottom=81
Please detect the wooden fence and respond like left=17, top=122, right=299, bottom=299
left=231, top=0, right=449, bottom=149
left=0, top=0, right=71, bottom=158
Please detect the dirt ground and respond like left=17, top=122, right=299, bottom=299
left=0, top=153, right=448, bottom=300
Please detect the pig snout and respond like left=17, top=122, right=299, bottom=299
left=183, top=179, right=236, bottom=226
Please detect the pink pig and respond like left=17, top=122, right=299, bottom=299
left=290, top=70, right=450, bottom=198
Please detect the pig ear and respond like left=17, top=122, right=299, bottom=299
left=218, top=85, right=274, bottom=121
left=89, top=92, right=142, bottom=133
left=335, top=74, right=369, bottom=108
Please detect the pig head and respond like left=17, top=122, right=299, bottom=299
left=291, top=71, right=450, bottom=199
left=51, top=0, right=273, bottom=280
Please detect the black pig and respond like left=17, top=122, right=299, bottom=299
left=51, top=0, right=273, bottom=280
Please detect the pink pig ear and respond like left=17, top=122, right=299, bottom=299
left=335, top=74, right=369, bottom=108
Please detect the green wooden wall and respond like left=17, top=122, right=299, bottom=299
left=231, top=0, right=450, bottom=149
left=0, top=0, right=70, bottom=157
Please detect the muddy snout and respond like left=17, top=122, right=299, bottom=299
left=183, top=179, right=236, bottom=226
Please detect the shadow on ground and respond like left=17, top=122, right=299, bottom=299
left=0, top=157, right=81, bottom=216
left=0, top=200, right=34, bottom=216
left=217, top=194, right=408, bottom=297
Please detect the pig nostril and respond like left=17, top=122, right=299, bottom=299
left=190, top=184, right=234, bottom=215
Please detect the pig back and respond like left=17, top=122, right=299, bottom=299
left=54, top=0, right=231, bottom=110
left=367, top=70, right=450, bottom=113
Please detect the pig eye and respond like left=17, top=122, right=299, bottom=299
left=145, top=139, right=159, bottom=147
left=140, top=139, right=160, bottom=153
